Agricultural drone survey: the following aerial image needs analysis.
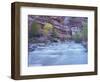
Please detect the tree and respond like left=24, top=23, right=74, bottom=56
left=31, top=22, right=40, bottom=37
left=81, top=22, right=88, bottom=41
left=43, top=23, right=53, bottom=35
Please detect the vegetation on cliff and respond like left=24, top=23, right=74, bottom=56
left=28, top=15, right=88, bottom=44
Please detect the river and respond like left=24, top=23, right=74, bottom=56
left=28, top=41, right=88, bottom=66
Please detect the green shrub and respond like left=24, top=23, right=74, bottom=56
left=72, top=22, right=87, bottom=43
left=51, top=29, right=58, bottom=38
left=72, top=32, right=82, bottom=43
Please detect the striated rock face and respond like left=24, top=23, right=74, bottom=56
left=28, top=15, right=88, bottom=43
left=28, top=16, right=68, bottom=32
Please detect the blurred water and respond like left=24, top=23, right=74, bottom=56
left=28, top=41, right=88, bottom=66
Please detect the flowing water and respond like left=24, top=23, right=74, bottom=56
left=28, top=41, right=87, bottom=66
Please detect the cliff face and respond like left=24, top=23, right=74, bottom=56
left=28, top=15, right=88, bottom=43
